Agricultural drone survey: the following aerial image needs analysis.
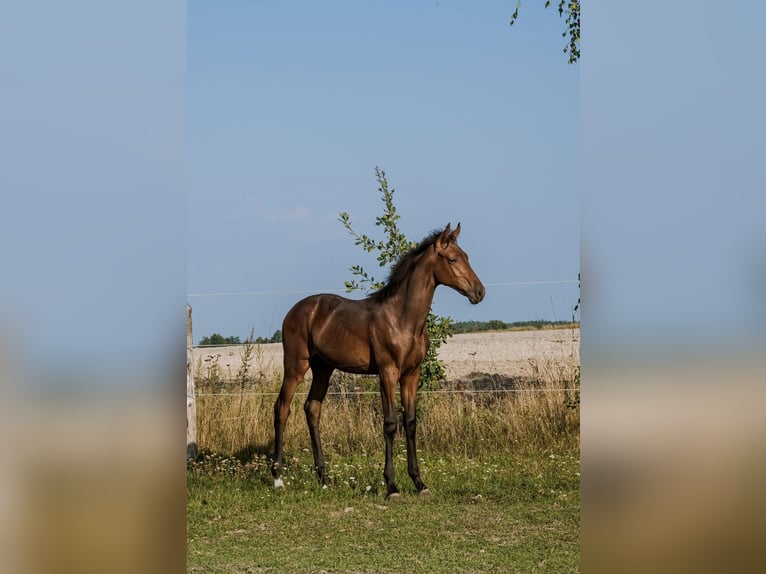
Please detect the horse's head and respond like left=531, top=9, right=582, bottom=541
left=432, top=223, right=485, bottom=304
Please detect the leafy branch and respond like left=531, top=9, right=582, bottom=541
left=338, top=167, right=415, bottom=293
left=510, top=1, right=580, bottom=64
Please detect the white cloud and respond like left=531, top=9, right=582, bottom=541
left=261, top=205, right=311, bottom=223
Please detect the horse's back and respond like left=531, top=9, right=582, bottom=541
left=282, top=293, right=350, bottom=332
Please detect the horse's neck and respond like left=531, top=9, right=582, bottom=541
left=387, top=256, right=436, bottom=334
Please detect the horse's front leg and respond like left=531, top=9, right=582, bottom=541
left=305, top=359, right=332, bottom=486
left=401, top=370, right=428, bottom=494
left=379, top=367, right=400, bottom=498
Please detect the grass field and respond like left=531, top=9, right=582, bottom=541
left=188, top=331, right=580, bottom=573
left=188, top=448, right=579, bottom=573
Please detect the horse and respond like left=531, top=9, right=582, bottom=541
left=271, top=223, right=485, bottom=497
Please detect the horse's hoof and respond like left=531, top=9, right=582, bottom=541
left=386, top=492, right=401, bottom=500
left=418, top=488, right=431, bottom=496
left=274, top=478, right=284, bottom=489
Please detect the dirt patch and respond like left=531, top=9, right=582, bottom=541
left=445, top=372, right=536, bottom=391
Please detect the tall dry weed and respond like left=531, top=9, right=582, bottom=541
left=195, top=341, right=579, bottom=459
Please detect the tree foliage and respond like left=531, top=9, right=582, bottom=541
left=451, top=319, right=577, bottom=334
left=199, top=333, right=241, bottom=346
left=338, top=167, right=453, bottom=389
left=198, top=330, right=282, bottom=346
left=339, top=168, right=413, bottom=292
left=250, top=330, right=282, bottom=345
left=510, top=1, right=580, bottom=64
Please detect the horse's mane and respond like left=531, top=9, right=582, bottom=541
left=367, top=229, right=446, bottom=302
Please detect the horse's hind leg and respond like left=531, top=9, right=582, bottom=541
left=305, top=358, right=332, bottom=486
left=272, top=357, right=309, bottom=487
left=379, top=366, right=401, bottom=498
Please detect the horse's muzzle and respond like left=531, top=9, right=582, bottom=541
left=468, top=285, right=485, bottom=305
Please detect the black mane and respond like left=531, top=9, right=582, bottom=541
left=367, top=229, right=445, bottom=302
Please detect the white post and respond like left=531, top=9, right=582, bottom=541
left=186, top=304, right=197, bottom=460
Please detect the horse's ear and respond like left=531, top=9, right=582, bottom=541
left=450, top=222, right=461, bottom=241
left=437, top=223, right=452, bottom=248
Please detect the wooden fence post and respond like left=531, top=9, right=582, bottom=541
left=187, top=303, right=197, bottom=460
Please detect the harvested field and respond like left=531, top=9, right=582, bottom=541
left=192, top=327, right=580, bottom=385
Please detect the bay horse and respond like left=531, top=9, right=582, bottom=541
left=271, top=223, right=485, bottom=497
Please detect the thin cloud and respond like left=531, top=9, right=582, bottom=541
left=261, top=205, right=311, bottom=223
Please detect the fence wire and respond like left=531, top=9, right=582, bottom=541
left=195, top=388, right=573, bottom=397
left=186, top=279, right=578, bottom=298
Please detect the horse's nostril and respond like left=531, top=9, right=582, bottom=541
left=469, top=286, right=485, bottom=304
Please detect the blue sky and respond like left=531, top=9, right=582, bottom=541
left=1, top=2, right=185, bottom=377
left=583, top=1, right=766, bottom=351
left=188, top=1, right=580, bottom=342
left=3, top=2, right=763, bottom=380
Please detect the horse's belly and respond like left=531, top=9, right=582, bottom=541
left=315, top=348, right=377, bottom=375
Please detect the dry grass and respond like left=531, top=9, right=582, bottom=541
left=194, top=332, right=580, bottom=459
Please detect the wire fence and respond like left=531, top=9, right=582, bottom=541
left=186, top=277, right=581, bottom=439
left=186, top=279, right=579, bottom=299
left=194, top=385, right=580, bottom=424
left=194, top=388, right=573, bottom=397
left=187, top=277, right=581, bottom=350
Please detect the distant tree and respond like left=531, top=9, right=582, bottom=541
left=198, top=333, right=241, bottom=346
left=509, top=1, right=580, bottom=64
left=252, top=329, right=283, bottom=344
left=487, top=320, right=507, bottom=331
left=451, top=319, right=578, bottom=334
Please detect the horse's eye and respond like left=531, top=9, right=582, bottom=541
left=448, top=258, right=457, bottom=265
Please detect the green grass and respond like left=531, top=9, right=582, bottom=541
left=189, top=349, right=580, bottom=572
left=187, top=448, right=580, bottom=573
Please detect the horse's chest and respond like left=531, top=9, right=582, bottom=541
left=400, top=336, right=428, bottom=370
left=369, top=326, right=428, bottom=373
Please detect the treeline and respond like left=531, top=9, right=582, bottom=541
left=198, top=330, right=283, bottom=346
left=199, top=320, right=577, bottom=346
left=451, top=320, right=578, bottom=334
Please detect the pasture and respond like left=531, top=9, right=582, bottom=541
left=187, top=329, right=580, bottom=573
